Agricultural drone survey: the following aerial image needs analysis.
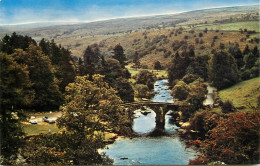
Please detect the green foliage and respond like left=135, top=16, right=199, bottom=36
left=154, top=61, right=162, bottom=70
left=104, top=58, right=134, bottom=102
left=39, top=39, right=76, bottom=92
left=58, top=75, right=131, bottom=135
left=0, top=52, right=33, bottom=163
left=227, top=43, right=244, bottom=69
left=189, top=109, right=221, bottom=139
left=112, top=44, right=126, bottom=68
left=135, top=70, right=156, bottom=90
left=172, top=78, right=208, bottom=119
left=135, top=84, right=151, bottom=98
left=115, top=77, right=134, bottom=102
left=186, top=55, right=209, bottom=80
left=181, top=74, right=199, bottom=84
left=22, top=134, right=112, bottom=165
left=187, top=79, right=208, bottom=110
left=201, top=110, right=260, bottom=164
left=221, top=100, right=235, bottom=113
left=168, top=49, right=196, bottom=83
left=171, top=81, right=190, bottom=101
left=208, top=50, right=239, bottom=90
left=12, top=44, right=63, bottom=111
left=0, top=32, right=36, bottom=54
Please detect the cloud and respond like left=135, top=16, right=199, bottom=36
left=0, top=0, right=258, bottom=25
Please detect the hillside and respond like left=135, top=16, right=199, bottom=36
left=219, top=77, right=260, bottom=109
left=0, top=5, right=258, bottom=58
left=96, top=26, right=259, bottom=68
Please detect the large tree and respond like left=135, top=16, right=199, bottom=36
left=208, top=50, right=239, bottom=90
left=12, top=44, right=63, bottom=111
left=58, top=74, right=131, bottom=135
left=168, top=52, right=188, bottom=83
left=0, top=52, right=34, bottom=164
left=112, top=44, right=126, bottom=68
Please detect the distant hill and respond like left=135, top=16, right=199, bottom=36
left=0, top=5, right=259, bottom=57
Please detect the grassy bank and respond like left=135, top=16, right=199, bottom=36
left=219, top=77, right=260, bottom=110
left=22, top=122, right=118, bottom=142
left=22, top=122, right=60, bottom=136
left=195, top=21, right=260, bottom=32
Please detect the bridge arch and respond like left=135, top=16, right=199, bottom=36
left=123, top=101, right=179, bottom=135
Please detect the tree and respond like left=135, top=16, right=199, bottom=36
left=154, top=61, right=162, bottom=70
left=228, top=43, right=244, bottom=69
left=0, top=52, right=34, bottom=164
left=56, top=75, right=131, bottom=164
left=133, top=51, right=140, bottom=69
left=186, top=55, right=209, bottom=80
left=0, top=32, right=36, bottom=54
left=171, top=81, right=189, bottom=101
left=208, top=50, right=239, bottom=90
left=135, top=84, right=150, bottom=98
left=135, top=70, right=156, bottom=90
left=243, top=44, right=250, bottom=55
left=39, top=39, right=76, bottom=92
left=58, top=74, right=131, bottom=135
left=112, top=44, right=126, bottom=68
left=200, top=111, right=260, bottom=164
left=12, top=44, right=63, bottom=111
left=168, top=51, right=190, bottom=83
left=115, top=77, right=134, bottom=102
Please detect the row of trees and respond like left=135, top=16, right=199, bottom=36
left=166, top=41, right=259, bottom=164
left=0, top=33, right=134, bottom=164
left=0, top=33, right=77, bottom=164
left=168, top=43, right=259, bottom=90
left=78, top=44, right=134, bottom=102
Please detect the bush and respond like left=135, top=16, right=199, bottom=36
left=189, top=109, right=221, bottom=139
left=181, top=74, right=199, bottom=84
left=221, top=100, right=235, bottom=113
left=171, top=81, right=189, bottom=101
left=134, top=84, right=150, bottom=98
left=135, top=70, right=156, bottom=90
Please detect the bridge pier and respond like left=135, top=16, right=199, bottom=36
left=155, top=106, right=165, bottom=130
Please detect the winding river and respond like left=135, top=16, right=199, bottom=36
left=102, top=79, right=198, bottom=165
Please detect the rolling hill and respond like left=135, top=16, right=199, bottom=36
left=0, top=5, right=259, bottom=60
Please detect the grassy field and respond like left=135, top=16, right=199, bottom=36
left=22, top=122, right=60, bottom=136
left=219, top=77, right=260, bottom=110
left=22, top=122, right=118, bottom=142
left=126, top=64, right=168, bottom=79
left=195, top=21, right=260, bottom=32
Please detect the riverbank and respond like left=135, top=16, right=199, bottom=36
left=99, top=79, right=199, bottom=165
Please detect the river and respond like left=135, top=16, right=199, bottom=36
left=101, top=79, right=198, bottom=165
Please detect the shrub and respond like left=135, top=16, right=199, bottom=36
left=221, top=100, right=235, bottom=113
left=189, top=109, right=221, bottom=139
left=134, top=84, right=150, bottom=98
left=171, top=81, right=189, bottom=101
left=181, top=74, right=199, bottom=84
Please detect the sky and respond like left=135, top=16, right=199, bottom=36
left=0, top=0, right=258, bottom=25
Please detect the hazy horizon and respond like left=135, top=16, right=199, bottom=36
left=0, top=0, right=258, bottom=26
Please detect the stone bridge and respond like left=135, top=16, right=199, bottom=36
left=122, top=101, right=179, bottom=133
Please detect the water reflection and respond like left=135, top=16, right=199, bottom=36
left=103, top=137, right=197, bottom=165
left=132, top=108, right=156, bottom=134
left=102, top=80, right=198, bottom=165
